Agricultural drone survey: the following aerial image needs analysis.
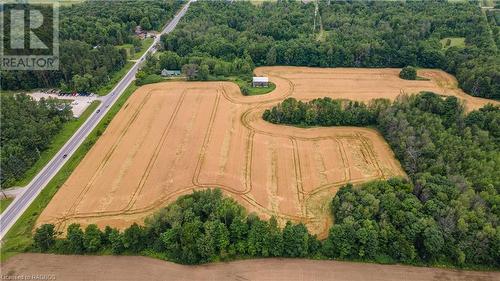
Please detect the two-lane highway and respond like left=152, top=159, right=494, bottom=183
left=0, top=1, right=192, bottom=240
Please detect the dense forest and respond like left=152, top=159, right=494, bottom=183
left=264, top=92, right=500, bottom=267
left=159, top=1, right=499, bottom=99
left=1, top=0, right=182, bottom=92
left=0, top=94, right=73, bottom=187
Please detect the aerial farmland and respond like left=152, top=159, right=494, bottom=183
left=1, top=0, right=499, bottom=278
left=37, top=66, right=497, bottom=238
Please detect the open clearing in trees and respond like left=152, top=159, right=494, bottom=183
left=37, top=67, right=498, bottom=237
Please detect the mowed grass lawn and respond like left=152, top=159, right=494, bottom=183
left=242, top=81, right=276, bottom=96
left=440, top=37, right=465, bottom=49
left=0, top=84, right=138, bottom=262
left=11, top=100, right=101, bottom=188
left=0, top=197, right=14, bottom=214
left=116, top=43, right=134, bottom=57
left=133, top=38, right=154, bottom=60
left=250, top=0, right=277, bottom=6
left=116, top=37, right=154, bottom=61
left=227, top=77, right=276, bottom=96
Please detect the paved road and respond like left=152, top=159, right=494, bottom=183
left=0, top=1, right=192, bottom=240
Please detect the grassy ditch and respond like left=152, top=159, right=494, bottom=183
left=96, top=62, right=134, bottom=96
left=11, top=101, right=100, bottom=188
left=0, top=84, right=138, bottom=262
left=0, top=198, right=14, bottom=214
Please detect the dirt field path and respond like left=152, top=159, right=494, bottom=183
left=2, top=253, right=499, bottom=281
left=37, top=67, right=496, bottom=237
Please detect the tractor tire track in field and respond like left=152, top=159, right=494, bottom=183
left=62, top=91, right=154, bottom=219
left=39, top=67, right=415, bottom=236
left=124, top=89, right=188, bottom=211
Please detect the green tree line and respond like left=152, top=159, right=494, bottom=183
left=160, top=1, right=499, bottom=99
left=34, top=189, right=321, bottom=264
left=0, top=94, right=73, bottom=187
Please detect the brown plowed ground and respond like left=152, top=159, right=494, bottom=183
left=3, top=253, right=499, bottom=281
left=37, top=67, right=496, bottom=237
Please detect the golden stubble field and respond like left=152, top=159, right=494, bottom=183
left=37, top=67, right=497, bottom=237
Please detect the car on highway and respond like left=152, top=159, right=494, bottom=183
left=0, top=0, right=192, bottom=242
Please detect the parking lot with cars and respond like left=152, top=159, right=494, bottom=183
left=28, top=90, right=102, bottom=117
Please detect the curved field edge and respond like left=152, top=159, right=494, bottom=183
left=0, top=84, right=138, bottom=262
left=35, top=71, right=406, bottom=237
left=35, top=66, right=496, bottom=236
left=217, top=77, right=277, bottom=96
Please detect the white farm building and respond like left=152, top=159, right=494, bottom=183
left=252, top=76, right=269, bottom=87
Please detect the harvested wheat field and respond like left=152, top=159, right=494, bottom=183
left=3, top=253, right=499, bottom=281
left=37, top=67, right=497, bottom=237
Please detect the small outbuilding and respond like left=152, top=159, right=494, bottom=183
left=135, top=25, right=144, bottom=35
left=161, top=69, right=181, bottom=77
left=252, top=76, right=269, bottom=87
left=135, top=26, right=147, bottom=39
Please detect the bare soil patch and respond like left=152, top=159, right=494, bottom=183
left=2, top=253, right=499, bottom=281
left=38, top=67, right=493, bottom=237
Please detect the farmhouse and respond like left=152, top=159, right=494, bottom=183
left=161, top=69, right=181, bottom=77
left=252, top=76, right=269, bottom=87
